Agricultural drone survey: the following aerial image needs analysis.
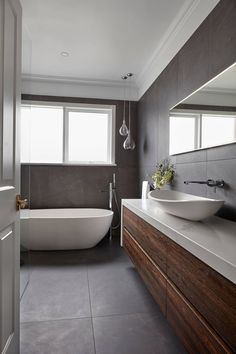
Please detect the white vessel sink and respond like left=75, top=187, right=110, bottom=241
left=148, top=190, right=224, bottom=221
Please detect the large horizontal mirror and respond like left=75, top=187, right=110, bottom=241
left=169, top=62, right=236, bottom=155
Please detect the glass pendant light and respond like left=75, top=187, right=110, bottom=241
left=123, top=73, right=135, bottom=150
left=119, top=75, right=129, bottom=136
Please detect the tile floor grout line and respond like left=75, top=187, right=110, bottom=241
left=86, top=264, right=97, bottom=354
left=91, top=310, right=160, bottom=319
left=20, top=315, right=93, bottom=326
left=20, top=309, right=159, bottom=326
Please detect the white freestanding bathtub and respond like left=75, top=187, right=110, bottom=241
left=20, top=209, right=113, bottom=250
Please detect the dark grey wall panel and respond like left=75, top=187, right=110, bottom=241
left=209, top=0, right=236, bottom=77
left=178, top=19, right=210, bottom=100
left=137, top=0, right=236, bottom=221
left=21, top=165, right=138, bottom=208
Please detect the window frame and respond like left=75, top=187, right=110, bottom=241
left=21, top=101, right=116, bottom=166
left=170, top=109, right=236, bottom=155
left=169, top=112, right=201, bottom=155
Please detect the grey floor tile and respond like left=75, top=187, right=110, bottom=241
left=29, top=250, right=88, bottom=268
left=88, top=261, right=159, bottom=317
left=20, top=239, right=187, bottom=354
left=82, top=236, right=130, bottom=265
left=20, top=318, right=95, bottom=354
left=29, top=236, right=129, bottom=268
left=21, top=265, right=91, bottom=322
left=93, top=313, right=186, bottom=354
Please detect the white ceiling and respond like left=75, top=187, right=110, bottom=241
left=21, top=0, right=220, bottom=99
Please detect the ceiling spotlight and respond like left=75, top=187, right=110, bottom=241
left=60, top=51, right=69, bottom=57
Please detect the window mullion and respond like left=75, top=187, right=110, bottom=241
left=63, top=108, right=69, bottom=163
left=199, top=114, right=202, bottom=149
left=107, top=110, right=111, bottom=163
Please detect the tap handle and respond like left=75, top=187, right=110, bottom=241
left=216, top=179, right=225, bottom=188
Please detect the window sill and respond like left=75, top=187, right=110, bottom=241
left=20, top=163, right=117, bottom=167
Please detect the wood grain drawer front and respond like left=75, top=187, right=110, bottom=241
left=123, top=228, right=167, bottom=315
left=167, top=239, right=236, bottom=352
left=167, top=281, right=232, bottom=354
left=123, top=207, right=167, bottom=272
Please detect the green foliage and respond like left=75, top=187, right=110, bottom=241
left=152, top=158, right=175, bottom=189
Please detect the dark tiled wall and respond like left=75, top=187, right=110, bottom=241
left=137, top=0, right=236, bottom=221
left=21, top=95, right=139, bottom=220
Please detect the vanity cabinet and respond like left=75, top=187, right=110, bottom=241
left=123, top=207, right=236, bottom=354
left=123, top=228, right=166, bottom=314
left=167, top=238, right=236, bottom=351
left=123, top=207, right=167, bottom=272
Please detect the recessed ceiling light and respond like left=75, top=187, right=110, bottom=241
left=60, top=51, right=69, bottom=57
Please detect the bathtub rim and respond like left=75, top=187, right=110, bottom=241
left=20, top=208, right=114, bottom=219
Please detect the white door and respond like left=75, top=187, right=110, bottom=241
left=0, top=0, right=22, bottom=353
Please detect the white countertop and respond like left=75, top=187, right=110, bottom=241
left=121, top=199, right=236, bottom=285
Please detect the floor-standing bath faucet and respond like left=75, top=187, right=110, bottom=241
left=101, top=173, right=120, bottom=239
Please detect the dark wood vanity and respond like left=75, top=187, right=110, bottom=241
left=122, top=206, right=236, bottom=354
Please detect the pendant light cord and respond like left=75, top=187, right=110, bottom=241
left=128, top=73, right=132, bottom=131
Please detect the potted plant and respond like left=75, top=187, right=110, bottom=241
left=152, top=158, right=175, bottom=189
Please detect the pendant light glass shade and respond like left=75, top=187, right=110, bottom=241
left=119, top=76, right=128, bottom=136
left=119, top=103, right=128, bottom=136
left=119, top=121, right=129, bottom=136
left=123, top=130, right=135, bottom=150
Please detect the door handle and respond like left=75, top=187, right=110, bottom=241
left=16, top=195, right=28, bottom=210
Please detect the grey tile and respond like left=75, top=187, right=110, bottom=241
left=88, top=261, right=159, bottom=317
left=80, top=237, right=130, bottom=265
left=93, top=313, right=186, bottom=354
left=29, top=237, right=129, bottom=268
left=29, top=250, right=89, bottom=267
left=117, top=167, right=139, bottom=200
left=137, top=88, right=158, bottom=168
left=21, top=164, right=31, bottom=207
left=209, top=0, right=236, bottom=78
left=21, top=318, right=95, bottom=354
left=173, top=162, right=207, bottom=197
left=206, top=159, right=236, bottom=221
left=20, top=263, right=30, bottom=299
left=157, top=57, right=179, bottom=111
left=138, top=165, right=156, bottom=188
left=207, top=143, right=236, bottom=161
left=29, top=165, right=117, bottom=209
left=169, top=155, right=176, bottom=165
left=176, top=149, right=207, bottom=164
left=21, top=265, right=91, bottom=322
left=178, top=19, right=210, bottom=100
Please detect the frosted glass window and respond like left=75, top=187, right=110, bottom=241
left=21, top=104, right=115, bottom=164
left=21, top=106, right=63, bottom=163
left=169, top=116, right=196, bottom=154
left=202, top=115, right=236, bottom=148
left=68, top=111, right=109, bottom=163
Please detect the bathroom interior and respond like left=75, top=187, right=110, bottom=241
left=1, top=0, right=236, bottom=354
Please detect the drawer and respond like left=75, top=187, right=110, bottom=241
left=167, top=239, right=236, bottom=352
left=167, top=280, right=232, bottom=354
left=123, top=227, right=167, bottom=315
left=123, top=207, right=167, bottom=272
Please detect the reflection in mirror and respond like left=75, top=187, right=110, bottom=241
left=169, top=62, right=236, bottom=155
